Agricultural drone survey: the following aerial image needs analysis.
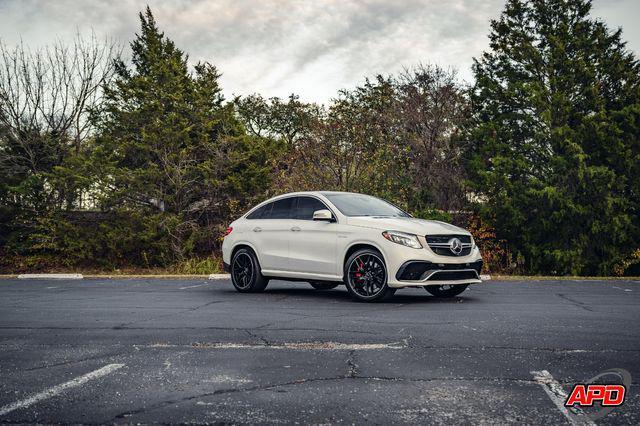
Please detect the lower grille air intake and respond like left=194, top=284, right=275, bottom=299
left=396, top=260, right=482, bottom=281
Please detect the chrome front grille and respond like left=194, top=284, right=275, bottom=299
left=425, top=234, right=472, bottom=257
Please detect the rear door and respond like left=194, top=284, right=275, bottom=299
left=288, top=196, right=339, bottom=275
left=251, top=197, right=293, bottom=272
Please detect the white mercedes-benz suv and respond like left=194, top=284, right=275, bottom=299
left=222, top=191, right=483, bottom=302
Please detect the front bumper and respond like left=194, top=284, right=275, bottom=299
left=382, top=239, right=483, bottom=288
left=393, top=260, right=482, bottom=287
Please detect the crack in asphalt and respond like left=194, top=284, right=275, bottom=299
left=113, top=300, right=225, bottom=329
left=244, top=329, right=271, bottom=346
left=346, top=350, right=359, bottom=378
left=254, top=323, right=380, bottom=335
left=22, top=350, right=133, bottom=372
left=110, top=376, right=352, bottom=421
left=556, top=293, right=594, bottom=312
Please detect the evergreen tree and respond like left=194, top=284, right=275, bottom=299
left=468, top=0, right=640, bottom=274
left=94, top=7, right=279, bottom=263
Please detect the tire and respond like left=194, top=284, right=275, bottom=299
left=425, top=284, right=468, bottom=298
left=344, top=248, right=396, bottom=302
left=230, top=248, right=269, bottom=293
left=309, top=281, right=340, bottom=290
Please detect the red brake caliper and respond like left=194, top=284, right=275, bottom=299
left=354, top=258, right=364, bottom=283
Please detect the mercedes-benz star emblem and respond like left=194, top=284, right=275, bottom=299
left=448, top=237, right=463, bottom=255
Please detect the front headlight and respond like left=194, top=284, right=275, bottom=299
left=382, top=230, right=423, bottom=249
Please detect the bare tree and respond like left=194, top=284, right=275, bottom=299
left=235, top=94, right=322, bottom=148
left=395, top=64, right=471, bottom=211
left=0, top=33, right=118, bottom=210
left=0, top=33, right=119, bottom=163
left=277, top=76, right=410, bottom=203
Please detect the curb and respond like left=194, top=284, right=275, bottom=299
left=209, top=274, right=231, bottom=280
left=490, top=275, right=640, bottom=282
left=84, top=274, right=209, bottom=279
left=18, top=273, right=83, bottom=280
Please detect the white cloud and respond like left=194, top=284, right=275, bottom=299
left=0, top=0, right=638, bottom=104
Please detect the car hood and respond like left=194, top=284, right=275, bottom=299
left=346, top=216, right=470, bottom=236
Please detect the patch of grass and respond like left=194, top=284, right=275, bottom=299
left=169, top=257, right=222, bottom=275
left=0, top=255, right=223, bottom=276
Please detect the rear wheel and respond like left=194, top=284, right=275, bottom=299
left=425, top=284, right=468, bottom=298
left=344, top=249, right=395, bottom=302
left=309, top=281, right=340, bottom=290
left=231, top=248, right=269, bottom=293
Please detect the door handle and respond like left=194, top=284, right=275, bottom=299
left=253, top=227, right=262, bottom=232
left=290, top=226, right=301, bottom=232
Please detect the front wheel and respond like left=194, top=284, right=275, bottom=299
left=344, top=249, right=395, bottom=302
left=425, top=284, right=468, bottom=298
left=309, top=281, right=340, bottom=290
left=231, top=248, right=269, bottom=293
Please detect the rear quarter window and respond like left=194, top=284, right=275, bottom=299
left=246, top=202, right=272, bottom=219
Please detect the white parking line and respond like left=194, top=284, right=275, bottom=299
left=0, top=363, right=124, bottom=416
left=179, top=283, right=209, bottom=290
left=531, top=370, right=595, bottom=426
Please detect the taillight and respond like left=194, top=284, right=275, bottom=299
left=223, top=226, right=233, bottom=237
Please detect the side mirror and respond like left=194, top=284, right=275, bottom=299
left=313, top=209, right=335, bottom=222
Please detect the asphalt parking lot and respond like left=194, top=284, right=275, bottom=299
left=0, top=278, right=639, bottom=424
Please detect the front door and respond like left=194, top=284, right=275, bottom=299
left=288, top=196, right=338, bottom=275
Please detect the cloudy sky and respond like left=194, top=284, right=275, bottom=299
left=1, top=0, right=638, bottom=104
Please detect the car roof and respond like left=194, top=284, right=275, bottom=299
left=319, top=191, right=366, bottom=196
left=267, top=191, right=322, bottom=198
left=267, top=191, right=363, bottom=198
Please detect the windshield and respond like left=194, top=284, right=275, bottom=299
left=323, top=193, right=410, bottom=217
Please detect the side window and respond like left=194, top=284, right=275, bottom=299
left=270, top=197, right=294, bottom=219
left=246, top=202, right=272, bottom=219
left=293, top=196, right=327, bottom=220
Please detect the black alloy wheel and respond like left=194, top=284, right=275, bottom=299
left=344, top=249, right=395, bottom=302
left=231, top=248, right=269, bottom=293
left=425, top=284, right=468, bottom=298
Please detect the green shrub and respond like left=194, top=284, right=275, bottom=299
left=411, top=209, right=453, bottom=223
